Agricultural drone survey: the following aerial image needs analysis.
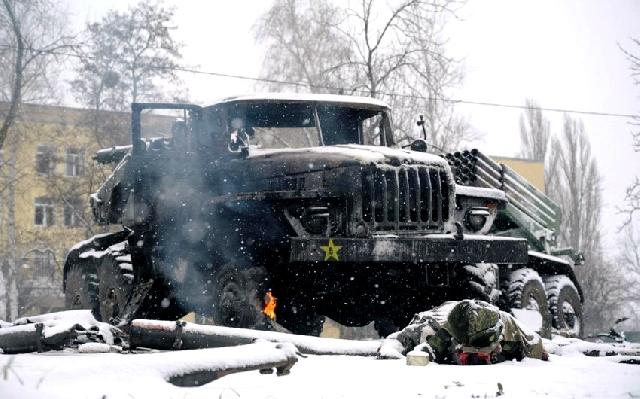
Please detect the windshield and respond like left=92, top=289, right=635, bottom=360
left=225, top=102, right=391, bottom=150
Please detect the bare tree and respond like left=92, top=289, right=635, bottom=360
left=0, top=0, right=72, bottom=150
left=620, top=177, right=640, bottom=229
left=547, top=114, right=625, bottom=332
left=619, top=38, right=640, bottom=147
left=620, top=38, right=640, bottom=226
left=254, top=0, right=472, bottom=150
left=519, top=99, right=551, bottom=161
left=70, top=0, right=183, bottom=114
left=0, top=0, right=71, bottom=321
left=388, top=1, right=474, bottom=150
left=518, top=99, right=557, bottom=193
left=618, top=224, right=640, bottom=298
left=550, top=116, right=600, bottom=254
left=254, top=0, right=352, bottom=94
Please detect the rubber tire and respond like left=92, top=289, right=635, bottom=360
left=64, top=263, right=99, bottom=312
left=276, top=298, right=325, bottom=336
left=544, top=275, right=583, bottom=337
left=453, top=263, right=500, bottom=304
left=373, top=318, right=399, bottom=338
left=504, top=268, right=552, bottom=338
left=212, top=265, right=269, bottom=330
left=95, top=252, right=134, bottom=323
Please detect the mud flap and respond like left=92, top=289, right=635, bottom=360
left=112, top=279, right=154, bottom=326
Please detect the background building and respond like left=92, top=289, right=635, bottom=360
left=493, top=155, right=546, bottom=192
left=0, top=103, right=128, bottom=319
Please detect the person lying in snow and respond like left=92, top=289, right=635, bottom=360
left=378, top=299, right=548, bottom=364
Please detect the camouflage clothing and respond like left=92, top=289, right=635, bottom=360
left=378, top=300, right=547, bottom=364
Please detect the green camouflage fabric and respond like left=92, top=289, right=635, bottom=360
left=378, top=299, right=546, bottom=363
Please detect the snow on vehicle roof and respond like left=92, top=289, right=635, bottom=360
left=247, top=144, right=450, bottom=167
left=455, top=184, right=507, bottom=201
left=212, top=92, right=390, bottom=109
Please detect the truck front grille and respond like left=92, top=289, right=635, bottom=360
left=361, top=165, right=449, bottom=231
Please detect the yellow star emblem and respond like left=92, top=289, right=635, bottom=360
left=320, top=239, right=342, bottom=261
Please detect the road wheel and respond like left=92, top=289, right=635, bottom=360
left=373, top=318, right=399, bottom=338
left=452, top=263, right=500, bottom=304
left=64, top=263, right=99, bottom=312
left=504, top=268, right=552, bottom=338
left=95, top=249, right=134, bottom=323
left=545, top=275, right=583, bottom=337
left=212, top=265, right=270, bottom=330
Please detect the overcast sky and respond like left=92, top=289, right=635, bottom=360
left=66, top=0, right=640, bottom=251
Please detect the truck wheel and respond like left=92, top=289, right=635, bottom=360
left=504, top=268, right=552, bottom=338
left=95, top=251, right=134, bottom=323
left=64, top=263, right=99, bottom=312
left=212, top=265, right=270, bottom=330
left=545, top=275, right=583, bottom=337
left=276, top=298, right=325, bottom=336
left=453, top=263, right=500, bottom=304
left=374, top=318, right=399, bottom=338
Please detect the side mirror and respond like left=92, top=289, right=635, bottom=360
left=228, top=128, right=251, bottom=158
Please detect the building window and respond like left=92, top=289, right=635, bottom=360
left=31, top=250, right=55, bottom=279
left=34, top=197, right=55, bottom=227
left=65, top=148, right=83, bottom=177
left=35, top=145, right=56, bottom=175
left=64, top=198, right=83, bottom=227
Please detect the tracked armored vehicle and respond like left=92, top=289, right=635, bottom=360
left=63, top=94, right=583, bottom=337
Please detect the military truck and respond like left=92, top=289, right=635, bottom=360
left=63, top=94, right=583, bottom=338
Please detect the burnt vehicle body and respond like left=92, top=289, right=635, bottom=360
left=63, top=94, right=581, bottom=337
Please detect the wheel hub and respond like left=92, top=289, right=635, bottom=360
left=219, top=282, right=251, bottom=327
left=525, top=294, right=541, bottom=311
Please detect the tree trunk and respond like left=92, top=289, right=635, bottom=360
left=0, top=0, right=25, bottom=150
left=5, top=136, right=19, bottom=320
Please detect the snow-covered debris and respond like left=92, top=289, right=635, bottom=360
left=167, top=341, right=298, bottom=386
left=406, top=348, right=430, bottom=366
left=13, top=310, right=119, bottom=344
left=78, top=342, right=112, bottom=353
left=130, top=319, right=381, bottom=356
left=545, top=335, right=640, bottom=357
left=1, top=341, right=299, bottom=398
left=1, top=310, right=123, bottom=353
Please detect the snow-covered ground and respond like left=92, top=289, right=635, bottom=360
left=1, top=310, right=639, bottom=398
left=1, top=343, right=639, bottom=398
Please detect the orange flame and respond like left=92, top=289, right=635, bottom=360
left=263, top=291, right=277, bottom=320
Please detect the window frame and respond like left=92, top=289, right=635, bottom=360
left=65, top=147, right=84, bottom=177
left=34, top=197, right=55, bottom=227
left=35, top=145, right=56, bottom=176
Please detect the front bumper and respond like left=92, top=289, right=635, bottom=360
left=290, top=234, right=528, bottom=264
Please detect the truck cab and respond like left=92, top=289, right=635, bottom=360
left=67, top=94, right=580, bottom=339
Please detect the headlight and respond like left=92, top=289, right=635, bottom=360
left=465, top=207, right=490, bottom=232
left=302, top=206, right=329, bottom=235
